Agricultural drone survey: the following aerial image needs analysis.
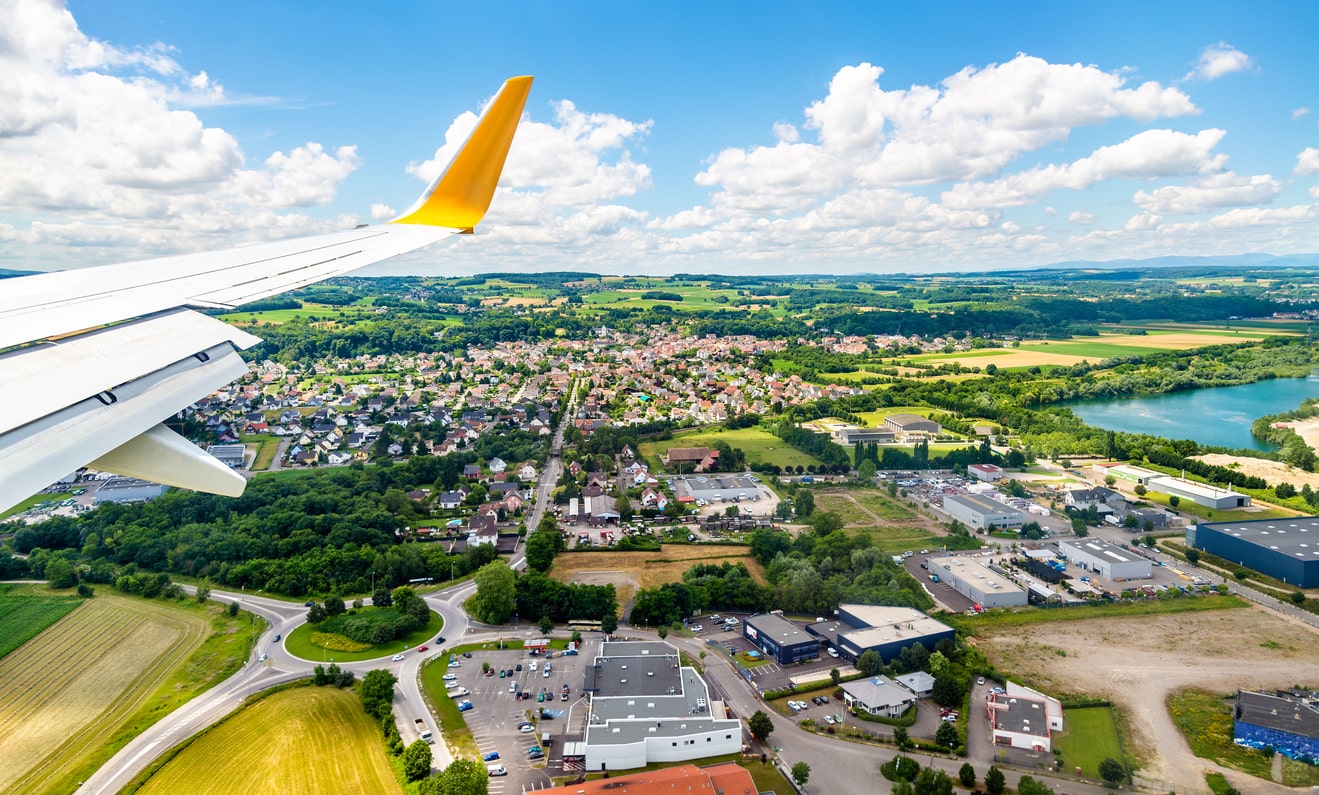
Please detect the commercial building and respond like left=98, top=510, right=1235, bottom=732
left=987, top=690, right=1058, bottom=753
left=842, top=676, right=917, bottom=718
left=582, top=641, right=741, bottom=771
left=1092, top=462, right=1161, bottom=485
left=1190, top=517, right=1319, bottom=587
left=533, top=763, right=757, bottom=795
left=743, top=613, right=818, bottom=665
left=895, top=671, right=935, bottom=697
left=967, top=464, right=1004, bottom=482
left=205, top=443, right=246, bottom=468
left=93, top=478, right=168, bottom=504
left=1234, top=690, right=1319, bottom=763
left=1058, top=539, right=1152, bottom=581
left=831, top=425, right=896, bottom=446
left=884, top=413, right=941, bottom=439
left=929, top=556, right=1028, bottom=608
left=807, top=605, right=955, bottom=664
left=942, top=493, right=1025, bottom=530
left=1149, top=476, right=1250, bottom=509
left=672, top=476, right=761, bottom=505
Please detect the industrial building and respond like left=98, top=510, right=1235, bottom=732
left=1092, top=462, right=1161, bottom=485
left=582, top=641, right=741, bottom=771
left=967, top=463, right=1004, bottom=482
left=205, top=443, right=247, bottom=468
left=831, top=425, right=896, bottom=446
left=942, top=493, right=1025, bottom=530
left=672, top=476, right=761, bottom=504
left=1191, top=517, right=1319, bottom=587
left=1149, top=476, right=1250, bottom=509
left=1058, top=539, right=1152, bottom=581
left=1234, top=690, right=1319, bottom=763
left=929, top=555, right=1028, bottom=607
left=93, top=478, right=168, bottom=504
left=744, top=612, right=818, bottom=664
left=807, top=605, right=955, bottom=664
left=987, top=693, right=1054, bottom=752
left=884, top=413, right=941, bottom=439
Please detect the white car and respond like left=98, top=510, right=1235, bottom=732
left=518, top=723, right=535, bottom=733
left=509, top=681, right=517, bottom=692
left=690, top=624, right=704, bottom=632
left=824, top=715, right=837, bottom=725
left=442, top=673, right=458, bottom=681
left=543, top=668, right=550, bottom=678
left=392, top=654, right=406, bottom=662
left=529, top=661, right=538, bottom=671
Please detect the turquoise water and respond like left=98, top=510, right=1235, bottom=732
left=1062, top=375, right=1319, bottom=451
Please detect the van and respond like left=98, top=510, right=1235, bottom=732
left=487, top=764, right=507, bottom=777
left=827, top=647, right=839, bottom=658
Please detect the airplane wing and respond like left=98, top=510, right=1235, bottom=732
left=0, top=76, right=533, bottom=515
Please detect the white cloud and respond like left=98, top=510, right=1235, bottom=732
left=1068, top=211, right=1095, bottom=225
left=1294, top=107, right=1311, bottom=121
left=1295, top=147, right=1319, bottom=176
left=370, top=203, right=396, bottom=221
left=1043, top=206, right=1058, bottom=216
left=940, top=128, right=1226, bottom=209
left=1186, top=43, right=1254, bottom=81
left=1133, top=171, right=1281, bottom=214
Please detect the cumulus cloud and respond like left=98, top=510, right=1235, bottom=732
left=1186, top=43, right=1254, bottom=81
left=1133, top=171, right=1281, bottom=214
left=1295, top=147, right=1319, bottom=176
left=370, top=203, right=396, bottom=220
left=1068, top=211, right=1095, bottom=225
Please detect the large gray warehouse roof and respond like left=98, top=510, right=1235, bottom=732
left=746, top=613, right=815, bottom=646
left=1201, top=517, right=1319, bottom=560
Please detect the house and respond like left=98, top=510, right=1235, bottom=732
left=489, top=457, right=507, bottom=473
left=327, top=451, right=353, bottom=465
left=519, top=463, right=537, bottom=481
left=660, top=447, right=719, bottom=472
left=438, top=490, right=465, bottom=510
left=640, top=488, right=668, bottom=511
left=463, top=464, right=482, bottom=480
left=1065, top=486, right=1125, bottom=513
left=842, top=676, right=918, bottom=718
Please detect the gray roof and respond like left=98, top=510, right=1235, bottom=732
left=842, top=676, right=917, bottom=710
left=1201, top=517, right=1319, bottom=561
left=746, top=613, right=815, bottom=647
left=990, top=695, right=1050, bottom=737
left=1237, top=690, right=1319, bottom=738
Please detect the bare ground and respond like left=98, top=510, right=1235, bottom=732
left=977, top=604, right=1319, bottom=792
left=1194, top=452, right=1319, bottom=491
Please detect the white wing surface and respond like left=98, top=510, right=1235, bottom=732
left=0, top=76, right=533, bottom=515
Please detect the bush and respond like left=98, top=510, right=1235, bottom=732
left=879, top=755, right=920, bottom=782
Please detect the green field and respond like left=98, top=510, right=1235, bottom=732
left=0, top=585, right=82, bottom=660
left=284, top=608, right=443, bottom=663
left=1052, top=706, right=1129, bottom=780
left=419, top=656, right=478, bottom=758
left=136, top=685, right=402, bottom=795
left=1018, top=340, right=1166, bottom=358
left=853, top=406, right=944, bottom=427
left=855, top=492, right=917, bottom=521
left=642, top=427, right=822, bottom=469
left=247, top=434, right=280, bottom=471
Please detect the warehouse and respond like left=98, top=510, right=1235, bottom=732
left=1191, top=517, right=1319, bottom=587
left=672, top=476, right=761, bottom=504
left=807, top=605, right=955, bottom=664
left=744, top=612, right=818, bottom=664
left=1059, top=539, right=1152, bottom=581
left=884, top=413, right=941, bottom=439
left=831, top=425, right=896, bottom=445
left=93, top=478, right=168, bottom=504
left=1234, top=689, right=1319, bottom=763
left=942, top=493, right=1024, bottom=530
left=929, top=555, right=1028, bottom=607
left=1149, top=476, right=1250, bottom=509
left=582, top=641, right=741, bottom=771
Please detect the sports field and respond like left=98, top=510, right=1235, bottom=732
left=0, top=594, right=210, bottom=795
left=137, top=686, right=402, bottom=795
left=641, top=427, right=822, bottom=469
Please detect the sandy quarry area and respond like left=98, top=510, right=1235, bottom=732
left=1282, top=417, right=1319, bottom=455
left=977, top=604, right=1319, bottom=791
left=1194, top=452, right=1319, bottom=492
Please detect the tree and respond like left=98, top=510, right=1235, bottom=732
left=748, top=710, right=774, bottom=743
left=403, top=739, right=433, bottom=781
left=1185, top=548, right=1200, bottom=565
left=932, top=673, right=962, bottom=708
left=1098, top=757, right=1126, bottom=786
left=76, top=583, right=94, bottom=598
left=1071, top=514, right=1089, bottom=537
left=601, top=611, right=618, bottom=634
left=525, top=531, right=559, bottom=573
left=1016, top=776, right=1051, bottom=795
left=811, top=511, right=844, bottom=536
left=1290, top=590, right=1306, bottom=605
left=44, top=557, right=77, bottom=589
left=471, top=561, right=516, bottom=624
left=1104, top=474, right=1116, bottom=487
left=392, top=587, right=430, bottom=622
left=1134, top=484, right=1147, bottom=497
left=984, top=765, right=1006, bottom=795
left=912, top=767, right=954, bottom=795
left=656, top=625, right=668, bottom=640
left=858, top=459, right=877, bottom=482
left=958, top=762, right=976, bottom=788
left=1168, top=495, right=1180, bottom=508
left=794, top=490, right=815, bottom=518
left=571, top=629, right=582, bottom=646
left=227, top=601, right=240, bottom=618
left=538, top=615, right=554, bottom=635
left=418, top=757, right=487, bottom=795
left=307, top=602, right=327, bottom=623
left=359, top=669, right=398, bottom=720
left=791, top=761, right=810, bottom=787
left=935, top=719, right=958, bottom=748
left=857, top=649, right=882, bottom=676
left=196, top=584, right=211, bottom=602
left=372, top=587, right=393, bottom=608
left=830, top=668, right=841, bottom=687
left=892, top=726, right=911, bottom=750
left=324, top=594, right=346, bottom=617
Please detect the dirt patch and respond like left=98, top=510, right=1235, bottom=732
left=977, top=605, right=1319, bottom=790
left=1281, top=417, right=1319, bottom=456
left=550, top=545, right=766, bottom=593
left=566, top=569, right=641, bottom=610
left=1194, top=452, right=1319, bottom=491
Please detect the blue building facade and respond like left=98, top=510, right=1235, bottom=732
left=1234, top=690, right=1319, bottom=764
left=1191, top=518, right=1319, bottom=588
left=743, top=614, right=818, bottom=665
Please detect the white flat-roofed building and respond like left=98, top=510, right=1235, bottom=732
left=93, top=478, right=168, bottom=504
left=1149, top=476, right=1250, bottom=510
left=205, top=443, right=247, bottom=469
left=929, top=555, right=1028, bottom=607
left=987, top=692, right=1053, bottom=752
left=1059, top=538, right=1152, bottom=580
left=582, top=640, right=740, bottom=771
left=942, top=493, right=1024, bottom=530
left=1092, top=463, right=1161, bottom=486
left=967, top=464, right=1004, bottom=482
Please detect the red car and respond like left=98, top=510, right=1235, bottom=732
left=418, top=645, right=428, bottom=653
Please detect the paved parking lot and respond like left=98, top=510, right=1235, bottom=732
left=442, top=637, right=602, bottom=792
left=687, top=615, right=853, bottom=693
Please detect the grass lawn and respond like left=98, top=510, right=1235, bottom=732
left=1167, top=688, right=1271, bottom=781
left=1052, top=706, right=1128, bottom=780
left=855, top=492, right=917, bottom=521
left=813, top=492, right=875, bottom=526
left=0, top=584, right=82, bottom=660
left=285, top=609, right=443, bottom=663
left=854, top=525, right=945, bottom=554
left=854, top=407, right=943, bottom=427
left=1018, top=340, right=1167, bottom=358
left=1137, top=490, right=1299, bottom=522
left=419, top=657, right=478, bottom=758
left=643, top=427, right=822, bottom=469
left=245, top=434, right=280, bottom=471
left=218, top=302, right=378, bottom=326
left=136, top=685, right=401, bottom=795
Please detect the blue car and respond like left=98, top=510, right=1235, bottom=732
left=457, top=700, right=473, bottom=712
left=482, top=751, right=500, bottom=761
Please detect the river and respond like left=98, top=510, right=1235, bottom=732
left=1062, top=375, right=1319, bottom=451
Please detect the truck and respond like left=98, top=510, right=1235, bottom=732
left=414, top=718, right=433, bottom=744
left=447, top=686, right=470, bottom=698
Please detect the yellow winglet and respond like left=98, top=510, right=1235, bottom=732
left=391, top=76, right=534, bottom=230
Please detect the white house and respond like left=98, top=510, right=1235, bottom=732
left=841, top=676, right=917, bottom=718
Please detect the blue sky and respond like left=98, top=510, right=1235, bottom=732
left=2, top=0, right=1316, bottom=275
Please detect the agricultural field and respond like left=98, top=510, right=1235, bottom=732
left=907, top=329, right=1273, bottom=372
left=0, top=584, right=82, bottom=660
left=0, top=594, right=211, bottom=795
left=136, top=686, right=402, bottom=795
left=1051, top=706, right=1130, bottom=781
left=218, top=302, right=377, bottom=327
left=550, top=544, right=767, bottom=608
left=641, top=427, right=822, bottom=469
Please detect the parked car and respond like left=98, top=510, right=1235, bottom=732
left=824, top=715, right=837, bottom=725
left=518, top=723, right=534, bottom=733
left=528, top=661, right=537, bottom=671
left=516, top=663, right=523, bottom=672
left=561, top=691, right=569, bottom=701
left=457, top=700, right=473, bottom=712
left=977, top=677, right=986, bottom=686
left=690, top=624, right=703, bottom=632
left=499, top=669, right=506, bottom=678
left=482, top=751, right=500, bottom=761
left=509, top=681, right=517, bottom=693
left=462, top=651, right=473, bottom=658
left=442, top=673, right=457, bottom=681
left=527, top=746, right=544, bottom=758
left=537, top=692, right=545, bottom=702
left=485, top=668, right=494, bottom=677
left=487, top=765, right=506, bottom=777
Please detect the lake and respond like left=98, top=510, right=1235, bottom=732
left=1063, top=375, right=1319, bottom=451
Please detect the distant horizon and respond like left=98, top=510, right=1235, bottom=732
left=2, top=1, right=1317, bottom=275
